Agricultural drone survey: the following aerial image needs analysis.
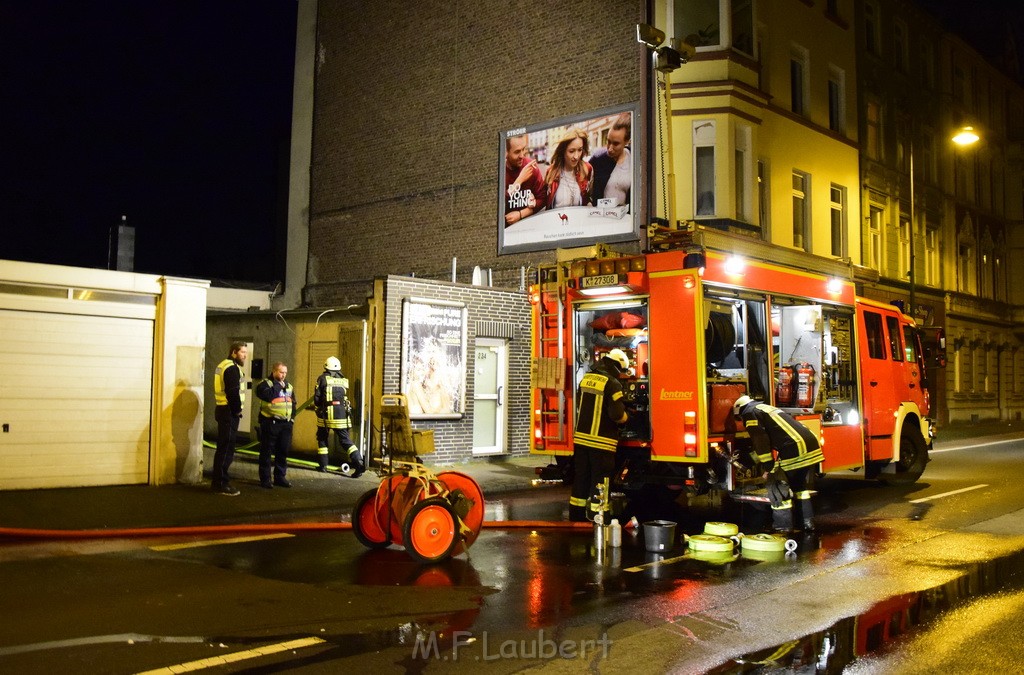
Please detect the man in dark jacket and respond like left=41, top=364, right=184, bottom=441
left=255, top=362, right=295, bottom=489
left=568, top=349, right=630, bottom=522
left=733, top=395, right=823, bottom=532
left=212, top=341, right=247, bottom=496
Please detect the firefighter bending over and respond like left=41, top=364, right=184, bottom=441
left=314, top=356, right=364, bottom=477
left=569, top=348, right=630, bottom=522
left=732, top=395, right=823, bottom=532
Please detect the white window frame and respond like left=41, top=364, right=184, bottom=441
left=693, top=121, right=717, bottom=218
left=868, top=204, right=883, bottom=270
left=830, top=184, right=847, bottom=258
left=792, top=170, right=810, bottom=252
left=757, top=158, right=771, bottom=241
left=924, top=223, right=939, bottom=287
left=828, top=65, right=846, bottom=134
left=735, top=125, right=753, bottom=223
left=790, top=45, right=810, bottom=116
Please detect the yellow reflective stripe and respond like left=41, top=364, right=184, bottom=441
left=779, top=449, right=824, bottom=471
left=771, top=501, right=792, bottom=510
left=569, top=496, right=588, bottom=507
left=763, top=406, right=808, bottom=455
left=575, top=433, right=618, bottom=451
left=794, top=490, right=815, bottom=500
left=611, top=390, right=623, bottom=401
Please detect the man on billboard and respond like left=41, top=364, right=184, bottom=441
left=504, top=134, right=547, bottom=227
left=590, top=113, right=632, bottom=206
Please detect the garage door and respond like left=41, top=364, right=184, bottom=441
left=0, top=309, right=154, bottom=489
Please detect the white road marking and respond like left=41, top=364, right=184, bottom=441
left=149, top=532, right=294, bottom=551
left=932, top=438, right=1023, bottom=453
left=135, top=637, right=325, bottom=674
left=909, top=484, right=989, bottom=504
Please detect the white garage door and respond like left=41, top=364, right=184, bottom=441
left=0, top=309, right=154, bottom=489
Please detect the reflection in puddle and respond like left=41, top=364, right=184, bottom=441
left=707, top=548, right=1024, bottom=673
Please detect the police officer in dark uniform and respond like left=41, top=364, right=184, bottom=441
left=255, top=361, right=295, bottom=489
left=732, top=394, right=823, bottom=532
left=568, top=348, right=630, bottom=522
left=314, top=356, right=364, bottom=477
left=212, top=341, right=247, bottom=496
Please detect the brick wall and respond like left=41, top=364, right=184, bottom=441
left=307, top=0, right=644, bottom=306
left=381, top=276, right=532, bottom=464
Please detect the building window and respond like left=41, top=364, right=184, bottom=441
left=866, top=101, right=882, bottom=160
left=694, top=121, right=716, bottom=217
left=899, top=215, right=911, bottom=283
left=830, top=184, right=846, bottom=257
left=792, top=170, right=810, bottom=251
left=864, top=2, right=880, bottom=56
left=674, top=0, right=721, bottom=49
left=790, top=46, right=810, bottom=116
left=920, top=131, right=936, bottom=184
left=958, top=243, right=974, bottom=293
left=735, top=125, right=752, bottom=222
left=995, top=252, right=1005, bottom=302
left=826, top=0, right=840, bottom=17
left=828, top=66, right=846, bottom=134
left=921, top=41, right=936, bottom=89
left=893, top=21, right=909, bottom=73
left=731, top=0, right=754, bottom=57
left=981, top=248, right=993, bottom=299
left=954, top=63, right=968, bottom=106
left=757, top=159, right=770, bottom=240
left=868, top=205, right=883, bottom=269
left=925, top=224, right=939, bottom=286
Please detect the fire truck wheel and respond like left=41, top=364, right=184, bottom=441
left=880, top=431, right=929, bottom=485
left=403, top=497, right=459, bottom=563
left=352, top=488, right=391, bottom=549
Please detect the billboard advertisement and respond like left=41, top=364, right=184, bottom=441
left=498, top=104, right=639, bottom=254
left=400, top=298, right=467, bottom=420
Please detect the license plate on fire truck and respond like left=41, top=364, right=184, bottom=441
left=581, top=274, right=619, bottom=288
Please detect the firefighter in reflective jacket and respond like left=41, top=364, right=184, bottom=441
left=569, top=349, right=630, bottom=522
left=314, top=356, right=363, bottom=477
left=733, top=395, right=823, bottom=532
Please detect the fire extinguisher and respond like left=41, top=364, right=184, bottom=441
left=776, top=365, right=794, bottom=406
left=795, top=362, right=815, bottom=408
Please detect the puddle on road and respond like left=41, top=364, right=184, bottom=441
left=706, top=547, right=1024, bottom=673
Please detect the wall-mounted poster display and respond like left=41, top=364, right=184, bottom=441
left=401, top=298, right=467, bottom=420
left=498, top=103, right=640, bottom=254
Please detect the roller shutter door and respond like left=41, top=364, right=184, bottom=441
left=0, top=309, right=154, bottom=489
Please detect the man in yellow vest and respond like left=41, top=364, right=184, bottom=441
left=212, top=341, right=247, bottom=496
left=314, top=356, right=363, bottom=477
left=255, top=362, right=295, bottom=489
left=568, top=349, right=629, bottom=521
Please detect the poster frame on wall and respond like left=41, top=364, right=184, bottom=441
left=497, top=102, right=640, bottom=255
left=400, top=297, right=468, bottom=420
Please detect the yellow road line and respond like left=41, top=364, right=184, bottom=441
left=135, top=636, right=325, bottom=674
left=149, top=533, right=294, bottom=551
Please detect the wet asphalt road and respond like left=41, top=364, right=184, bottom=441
left=3, top=437, right=1024, bottom=673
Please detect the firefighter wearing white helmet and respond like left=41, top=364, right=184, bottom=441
left=732, top=394, right=823, bottom=532
left=568, top=349, right=630, bottom=522
left=314, top=356, right=363, bottom=477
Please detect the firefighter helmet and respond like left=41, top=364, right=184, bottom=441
left=732, top=394, right=753, bottom=416
left=324, top=356, right=341, bottom=371
left=605, top=348, right=630, bottom=372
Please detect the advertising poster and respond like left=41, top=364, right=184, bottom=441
left=498, top=103, right=639, bottom=254
left=401, top=298, right=467, bottom=420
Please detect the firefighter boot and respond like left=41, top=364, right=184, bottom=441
left=796, top=499, right=815, bottom=531
left=771, top=506, right=795, bottom=534
left=317, top=448, right=329, bottom=473
left=346, top=447, right=365, bottom=478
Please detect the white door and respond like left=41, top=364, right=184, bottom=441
left=472, top=338, right=507, bottom=455
left=0, top=310, right=154, bottom=489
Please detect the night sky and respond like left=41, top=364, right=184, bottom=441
left=1, top=2, right=1020, bottom=286
left=1, top=1, right=297, bottom=285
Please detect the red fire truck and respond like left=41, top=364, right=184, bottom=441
left=529, top=240, right=934, bottom=502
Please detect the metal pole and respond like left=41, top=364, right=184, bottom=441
left=663, top=70, right=677, bottom=229
left=908, top=141, right=916, bottom=319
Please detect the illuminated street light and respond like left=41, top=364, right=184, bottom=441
left=952, top=125, right=980, bottom=146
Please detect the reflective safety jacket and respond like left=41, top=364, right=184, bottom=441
left=256, top=379, right=294, bottom=420
left=573, top=361, right=627, bottom=452
left=736, top=400, right=823, bottom=471
left=214, top=358, right=245, bottom=414
left=314, top=370, right=350, bottom=429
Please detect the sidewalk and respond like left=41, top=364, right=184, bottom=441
left=0, top=420, right=1020, bottom=533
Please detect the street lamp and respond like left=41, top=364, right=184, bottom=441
left=908, top=125, right=980, bottom=320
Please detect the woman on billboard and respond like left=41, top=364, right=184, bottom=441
left=544, top=128, right=593, bottom=209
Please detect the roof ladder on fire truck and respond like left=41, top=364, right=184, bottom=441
left=535, top=261, right=568, bottom=444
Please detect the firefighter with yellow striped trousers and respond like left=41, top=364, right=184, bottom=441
left=314, top=356, right=363, bottom=477
left=255, top=362, right=295, bottom=489
left=569, top=349, right=630, bottom=522
left=212, top=341, right=248, bottom=496
left=732, top=395, right=823, bottom=532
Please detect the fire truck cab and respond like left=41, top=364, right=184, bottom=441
left=530, top=243, right=933, bottom=502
